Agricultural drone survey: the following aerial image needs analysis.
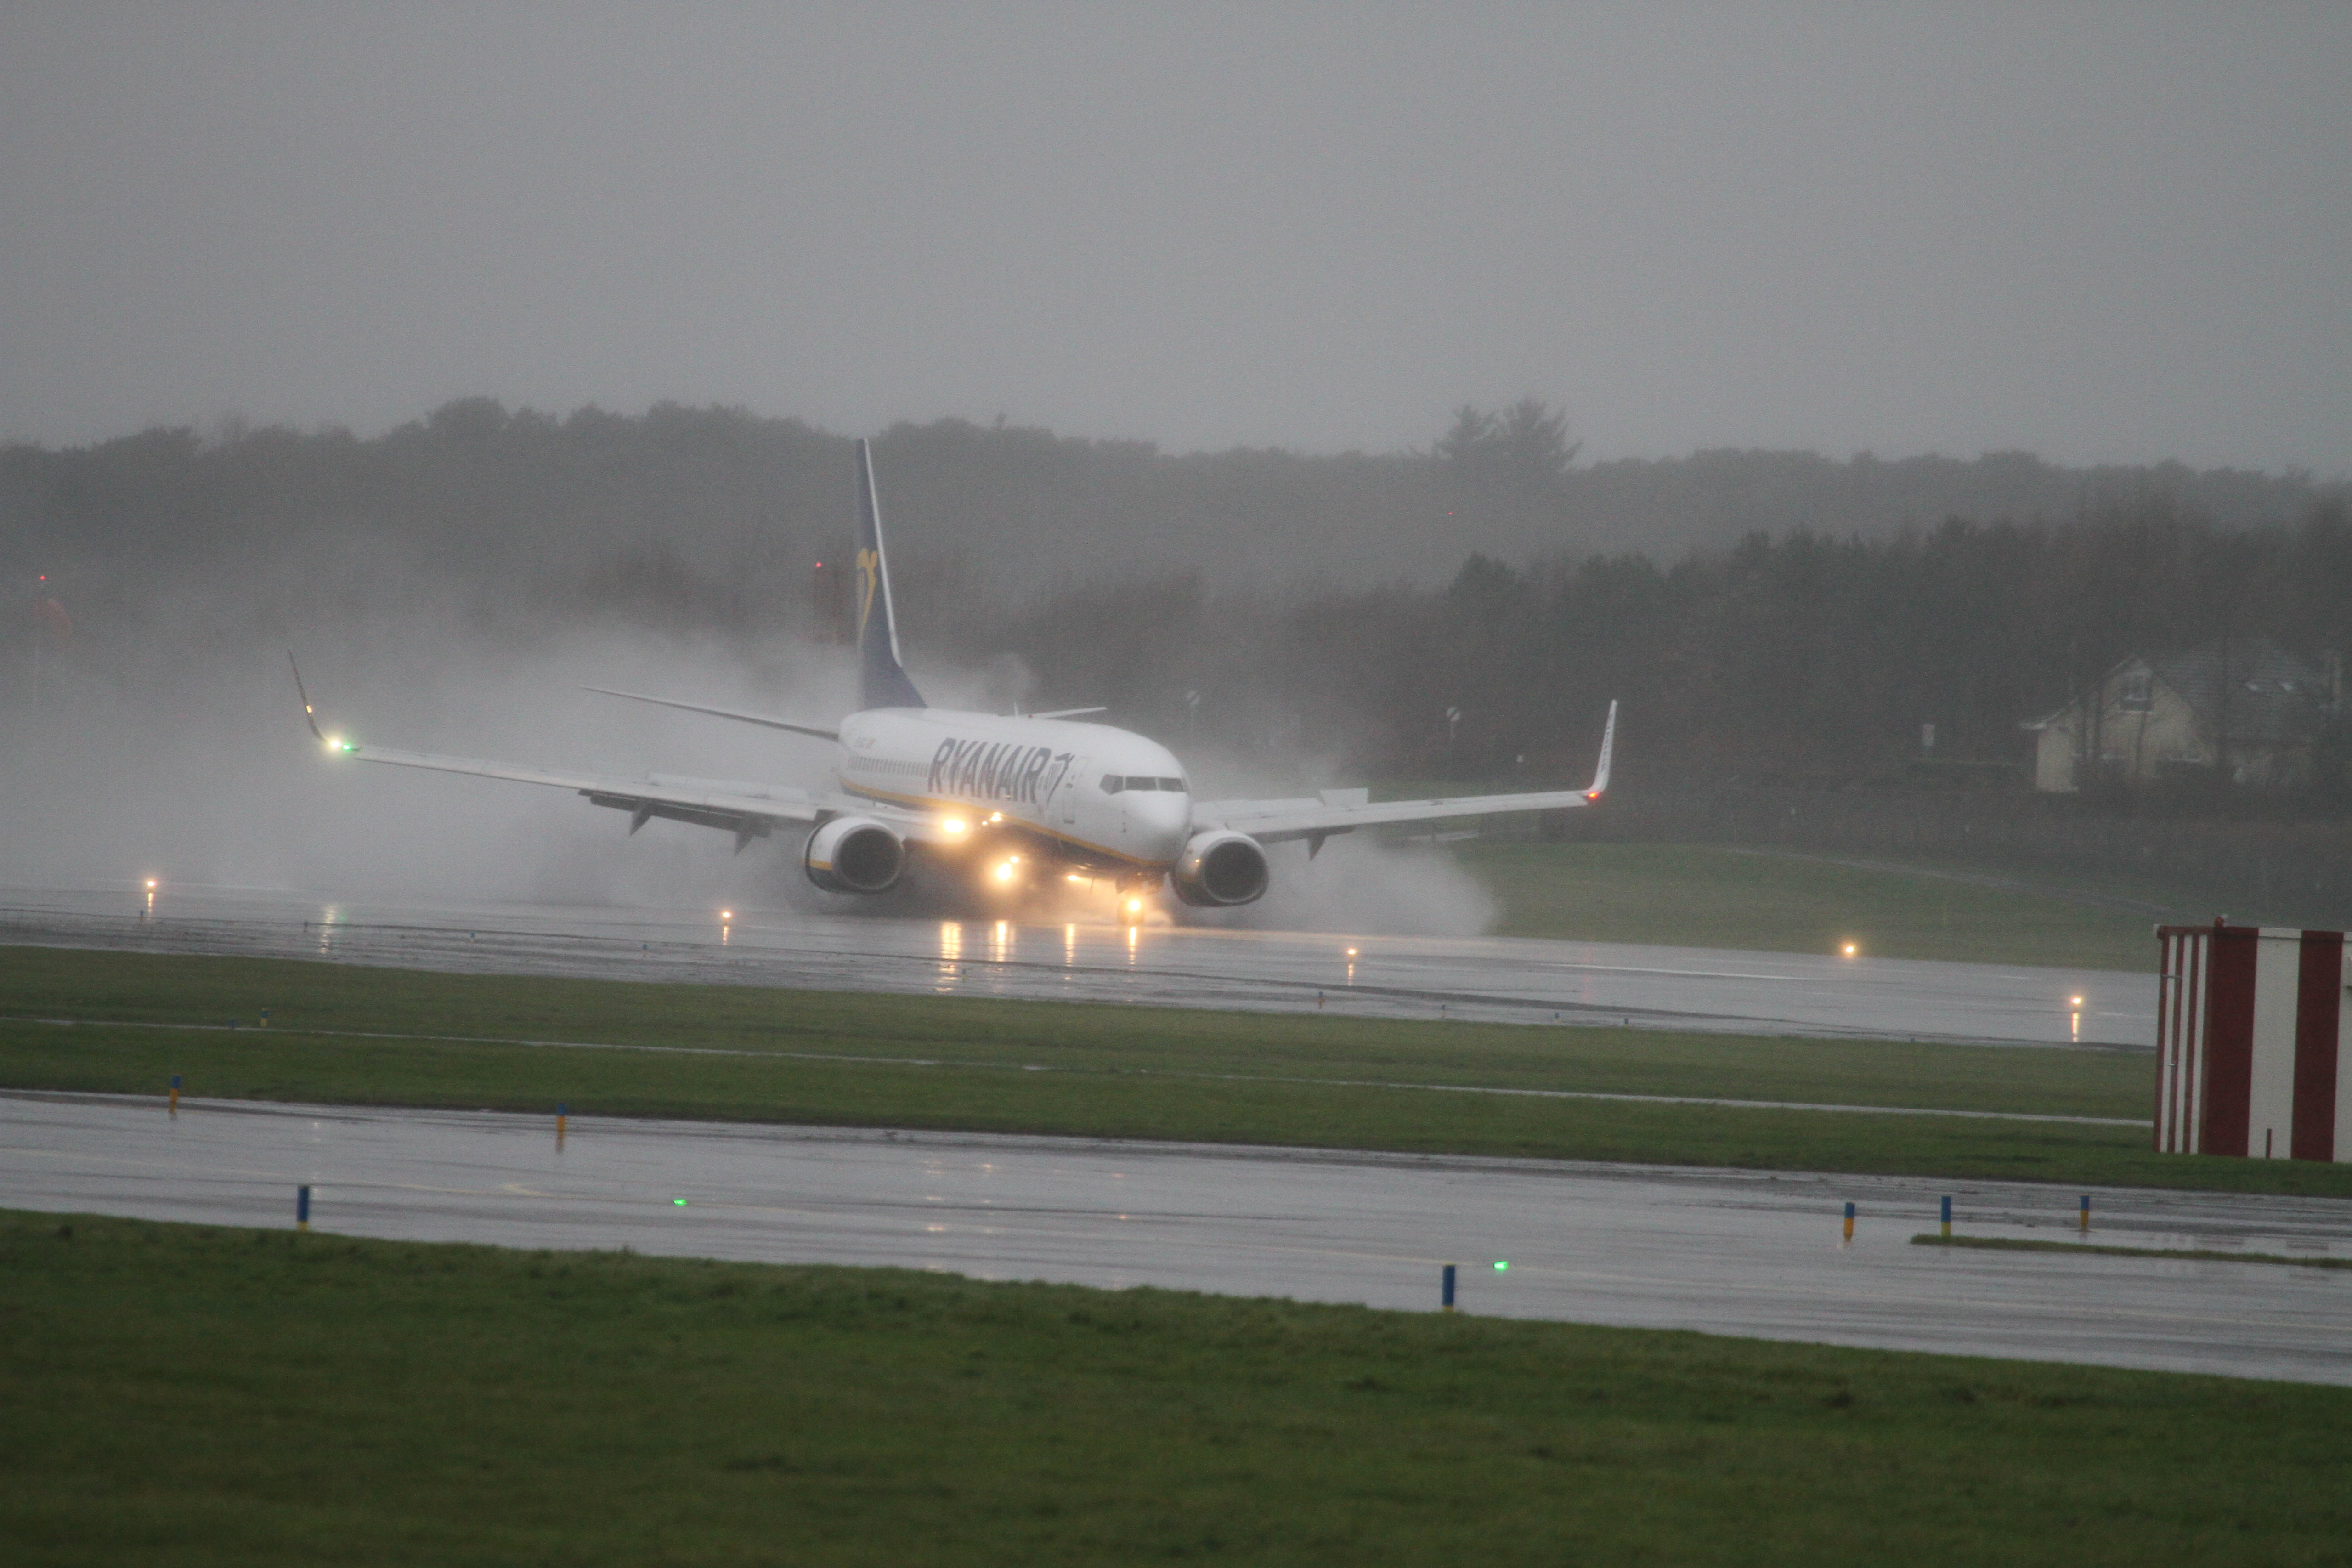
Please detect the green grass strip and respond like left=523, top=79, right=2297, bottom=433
left=1911, top=1234, right=2352, bottom=1269
left=9, top=944, right=2352, bottom=1196
left=8, top=1210, right=2352, bottom=1567
left=1458, top=842, right=2167, bottom=971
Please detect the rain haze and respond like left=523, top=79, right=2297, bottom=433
left=2, top=3, right=2347, bottom=470
left=1, top=3, right=2348, bottom=926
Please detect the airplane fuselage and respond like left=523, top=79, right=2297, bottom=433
left=835, top=708, right=1193, bottom=881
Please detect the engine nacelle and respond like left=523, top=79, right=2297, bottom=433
left=803, top=815, right=906, bottom=894
left=1170, top=829, right=1270, bottom=907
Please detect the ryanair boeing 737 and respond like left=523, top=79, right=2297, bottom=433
left=294, top=441, right=1615, bottom=914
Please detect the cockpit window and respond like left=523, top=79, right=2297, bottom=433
left=1099, top=774, right=1124, bottom=793
left=1123, top=776, right=1154, bottom=791
left=1158, top=777, right=1186, bottom=792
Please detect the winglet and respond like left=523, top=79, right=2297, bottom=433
left=854, top=439, right=927, bottom=711
left=288, top=652, right=326, bottom=743
left=1584, top=700, right=1617, bottom=801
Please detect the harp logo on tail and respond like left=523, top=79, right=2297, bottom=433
left=855, top=547, right=882, bottom=644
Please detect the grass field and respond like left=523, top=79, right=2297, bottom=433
left=11, top=945, right=2352, bottom=1197
left=7, top=1211, right=2350, bottom=1567
left=1453, top=842, right=2165, bottom=970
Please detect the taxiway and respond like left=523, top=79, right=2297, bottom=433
left=5, top=1090, right=2340, bottom=1384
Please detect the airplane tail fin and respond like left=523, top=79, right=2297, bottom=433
left=853, top=439, right=926, bottom=710
left=1583, top=700, right=1617, bottom=800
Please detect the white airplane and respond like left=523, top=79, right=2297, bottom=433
left=294, top=440, right=1615, bottom=914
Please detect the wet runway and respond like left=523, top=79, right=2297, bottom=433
left=5, top=1090, right=2343, bottom=1384
left=1, top=884, right=2148, bottom=1047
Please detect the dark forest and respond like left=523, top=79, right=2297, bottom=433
left=6, top=400, right=2347, bottom=795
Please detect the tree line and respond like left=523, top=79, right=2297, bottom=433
left=953, top=492, right=2352, bottom=798
left=6, top=400, right=2347, bottom=800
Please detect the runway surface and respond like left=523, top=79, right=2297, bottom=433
left=0, top=883, right=2148, bottom=1047
left=7, top=1090, right=2343, bottom=1384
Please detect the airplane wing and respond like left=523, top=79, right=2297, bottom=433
left=323, top=741, right=844, bottom=852
left=1193, top=701, right=1616, bottom=846
left=291, top=656, right=921, bottom=854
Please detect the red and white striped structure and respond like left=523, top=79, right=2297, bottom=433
left=2156, top=923, right=2352, bottom=1160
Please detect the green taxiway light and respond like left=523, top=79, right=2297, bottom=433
left=673, top=1198, right=687, bottom=1206
left=1494, top=1260, right=1509, bottom=1271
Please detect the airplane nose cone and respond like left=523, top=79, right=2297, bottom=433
left=1129, top=792, right=1193, bottom=859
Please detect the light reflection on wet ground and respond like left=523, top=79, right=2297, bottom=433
left=1, top=884, right=2147, bottom=1047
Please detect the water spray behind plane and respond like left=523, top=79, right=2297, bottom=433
left=293, top=441, right=1615, bottom=915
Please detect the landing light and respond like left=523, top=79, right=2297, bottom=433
left=941, top=817, right=968, bottom=835
left=1346, top=946, right=1358, bottom=958
left=145, top=879, right=158, bottom=890
left=1067, top=874, right=1084, bottom=884
left=994, top=861, right=1017, bottom=883
left=1126, top=898, right=1143, bottom=914
left=2070, top=996, right=2084, bottom=1008
left=1841, top=942, right=1858, bottom=957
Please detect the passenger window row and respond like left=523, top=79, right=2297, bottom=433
left=1100, top=775, right=1187, bottom=794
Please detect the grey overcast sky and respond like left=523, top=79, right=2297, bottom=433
left=1, top=4, right=2346, bottom=471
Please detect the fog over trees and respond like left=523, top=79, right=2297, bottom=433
left=5, top=399, right=2346, bottom=793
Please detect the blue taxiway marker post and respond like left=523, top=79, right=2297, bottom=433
left=556, top=1102, right=567, bottom=1143
left=2080, top=1194, right=2091, bottom=1234
left=296, top=1185, right=311, bottom=1233
left=1940, top=1195, right=1953, bottom=1240
left=1441, top=1263, right=1457, bottom=1313
left=168, top=1074, right=181, bottom=1115
left=1843, top=1200, right=1855, bottom=1243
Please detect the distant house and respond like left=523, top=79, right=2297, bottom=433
left=2025, top=639, right=2338, bottom=792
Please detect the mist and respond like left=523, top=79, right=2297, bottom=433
left=0, top=500, right=1490, bottom=937
left=5, top=6, right=2348, bottom=933
left=3, top=8, right=2346, bottom=475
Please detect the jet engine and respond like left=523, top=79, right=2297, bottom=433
left=1170, top=829, right=1270, bottom=907
left=803, top=815, right=907, bottom=894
